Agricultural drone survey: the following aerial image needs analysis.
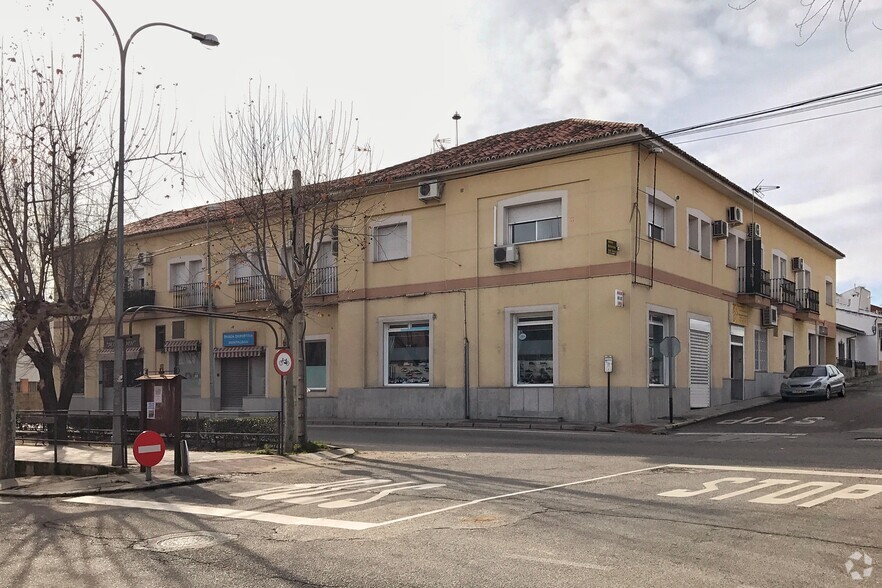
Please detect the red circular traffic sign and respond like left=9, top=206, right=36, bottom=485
left=274, top=348, right=293, bottom=376
left=133, top=430, right=166, bottom=468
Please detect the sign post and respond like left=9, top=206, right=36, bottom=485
left=274, top=349, right=294, bottom=456
left=659, top=336, right=681, bottom=425
left=133, top=430, right=166, bottom=481
left=603, top=355, right=613, bottom=424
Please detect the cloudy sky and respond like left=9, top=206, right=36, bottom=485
left=3, top=0, right=882, bottom=295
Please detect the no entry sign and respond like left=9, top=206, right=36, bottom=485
left=133, top=430, right=166, bottom=468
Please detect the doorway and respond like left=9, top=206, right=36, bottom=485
left=730, top=326, right=745, bottom=400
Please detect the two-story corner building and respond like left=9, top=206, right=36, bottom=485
left=72, top=118, right=844, bottom=424
left=836, top=286, right=882, bottom=376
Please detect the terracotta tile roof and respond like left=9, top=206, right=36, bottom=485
left=125, top=118, right=642, bottom=237
left=362, top=118, right=642, bottom=184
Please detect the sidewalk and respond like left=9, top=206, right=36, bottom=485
left=1, top=444, right=354, bottom=499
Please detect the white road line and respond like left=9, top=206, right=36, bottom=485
left=502, top=554, right=612, bottom=571
left=373, top=464, right=667, bottom=528
left=675, top=432, right=807, bottom=437
left=666, top=463, right=882, bottom=479
left=64, top=495, right=378, bottom=530
left=0, top=501, right=10, bottom=505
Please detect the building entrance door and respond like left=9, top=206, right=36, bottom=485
left=730, top=326, right=745, bottom=400
left=220, top=357, right=248, bottom=409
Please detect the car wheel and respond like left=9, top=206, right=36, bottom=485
left=825, top=386, right=831, bottom=401
left=839, top=384, right=846, bottom=398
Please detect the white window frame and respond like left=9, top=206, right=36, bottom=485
left=494, top=190, right=568, bottom=246
left=645, top=188, right=676, bottom=247
left=371, top=215, right=412, bottom=262
left=771, top=250, right=789, bottom=280
left=228, top=251, right=263, bottom=284
left=504, top=305, right=558, bottom=387
left=304, top=334, right=330, bottom=393
left=825, top=277, right=834, bottom=306
left=168, top=255, right=204, bottom=291
left=379, top=314, right=433, bottom=387
left=686, top=208, right=712, bottom=260
left=754, top=328, right=768, bottom=372
left=726, top=229, right=746, bottom=270
left=647, top=304, right=676, bottom=387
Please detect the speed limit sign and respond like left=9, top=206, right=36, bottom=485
left=274, top=348, right=294, bottom=376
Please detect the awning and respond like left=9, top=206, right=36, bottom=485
left=165, top=339, right=201, bottom=353
left=98, top=347, right=143, bottom=361
left=214, top=345, right=265, bottom=358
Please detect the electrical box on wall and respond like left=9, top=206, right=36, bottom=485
left=614, top=289, right=624, bottom=307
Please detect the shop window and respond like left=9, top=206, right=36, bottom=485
left=513, top=314, right=554, bottom=386
left=383, top=319, right=430, bottom=386
left=155, top=325, right=166, bottom=351
left=305, top=339, right=328, bottom=390
left=171, top=351, right=201, bottom=396
left=649, top=311, right=674, bottom=386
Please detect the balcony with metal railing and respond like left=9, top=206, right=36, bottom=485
left=795, top=287, right=820, bottom=318
left=737, top=266, right=771, bottom=307
left=770, top=277, right=797, bottom=308
left=173, top=282, right=210, bottom=308
left=306, top=265, right=338, bottom=297
left=234, top=274, right=279, bottom=304
left=123, top=287, right=155, bottom=309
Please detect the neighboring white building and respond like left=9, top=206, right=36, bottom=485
left=836, top=286, right=882, bottom=375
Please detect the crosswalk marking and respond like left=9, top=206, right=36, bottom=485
left=65, top=495, right=378, bottom=530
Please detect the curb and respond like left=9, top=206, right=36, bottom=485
left=0, top=474, right=218, bottom=499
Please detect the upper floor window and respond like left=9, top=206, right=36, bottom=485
left=687, top=209, right=712, bottom=259
left=496, top=190, right=568, bottom=246
left=508, top=200, right=562, bottom=245
left=646, top=190, right=675, bottom=246
left=169, top=259, right=203, bottom=289
left=726, top=232, right=745, bottom=270
left=825, top=279, right=834, bottom=306
left=372, top=216, right=410, bottom=262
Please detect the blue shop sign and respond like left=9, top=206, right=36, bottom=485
left=223, top=331, right=256, bottom=347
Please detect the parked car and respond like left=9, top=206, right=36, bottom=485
left=780, top=364, right=846, bottom=401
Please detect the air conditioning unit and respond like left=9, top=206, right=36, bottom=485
left=137, top=251, right=153, bottom=265
left=711, top=220, right=729, bottom=239
left=762, top=305, right=779, bottom=328
left=747, top=222, right=761, bottom=239
left=791, top=257, right=804, bottom=271
left=493, top=245, right=519, bottom=265
left=418, top=180, right=443, bottom=202
left=726, top=206, right=744, bottom=225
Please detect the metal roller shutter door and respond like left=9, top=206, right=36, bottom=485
left=221, top=357, right=249, bottom=409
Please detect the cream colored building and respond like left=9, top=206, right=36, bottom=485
left=73, top=119, right=843, bottom=423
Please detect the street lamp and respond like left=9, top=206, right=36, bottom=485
left=91, top=0, right=219, bottom=467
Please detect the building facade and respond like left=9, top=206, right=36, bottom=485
left=836, top=286, right=881, bottom=376
left=72, top=119, right=843, bottom=423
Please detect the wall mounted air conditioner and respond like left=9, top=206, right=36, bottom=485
left=726, top=206, right=744, bottom=225
left=762, top=306, right=779, bottom=328
left=711, top=220, right=729, bottom=239
left=493, top=245, right=519, bottom=265
left=791, top=257, right=805, bottom=271
left=748, top=222, right=762, bottom=239
left=418, top=180, right=443, bottom=202
left=137, top=251, right=153, bottom=265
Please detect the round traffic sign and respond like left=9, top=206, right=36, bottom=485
left=133, top=430, right=166, bottom=468
left=274, top=348, right=294, bottom=376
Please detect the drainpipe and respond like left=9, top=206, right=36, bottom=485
left=460, top=290, right=469, bottom=419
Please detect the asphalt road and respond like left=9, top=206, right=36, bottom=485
left=2, top=378, right=880, bottom=587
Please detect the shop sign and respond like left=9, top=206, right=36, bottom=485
left=223, top=331, right=256, bottom=347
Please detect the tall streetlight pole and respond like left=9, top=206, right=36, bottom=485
left=91, top=1, right=219, bottom=467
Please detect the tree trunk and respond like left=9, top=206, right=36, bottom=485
left=0, top=350, right=18, bottom=480
left=282, top=309, right=308, bottom=451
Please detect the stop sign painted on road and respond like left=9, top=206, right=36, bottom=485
left=133, top=430, right=166, bottom=468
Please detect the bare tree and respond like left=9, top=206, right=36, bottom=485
left=731, top=0, right=868, bottom=49
left=207, top=86, right=376, bottom=450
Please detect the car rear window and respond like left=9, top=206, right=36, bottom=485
left=790, top=366, right=826, bottom=377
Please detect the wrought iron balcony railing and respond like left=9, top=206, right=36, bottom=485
left=234, top=274, right=279, bottom=304
left=306, top=265, right=338, bottom=296
left=123, top=288, right=155, bottom=308
left=737, top=266, right=771, bottom=297
left=173, top=282, right=209, bottom=308
left=796, top=288, right=820, bottom=314
left=771, top=277, right=796, bottom=307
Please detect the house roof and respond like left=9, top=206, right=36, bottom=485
left=123, top=117, right=844, bottom=258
